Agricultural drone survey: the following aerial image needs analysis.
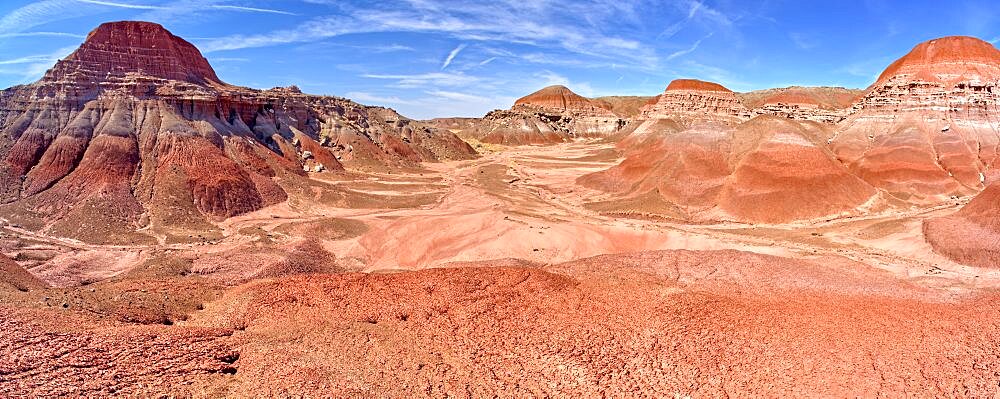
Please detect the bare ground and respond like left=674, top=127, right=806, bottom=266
left=2, top=140, right=999, bottom=396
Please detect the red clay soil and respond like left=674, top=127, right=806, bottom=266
left=925, top=182, right=1000, bottom=268
left=171, top=250, right=999, bottom=397
left=592, top=96, right=655, bottom=118
left=2, top=249, right=1000, bottom=396
left=0, top=306, right=239, bottom=397
left=0, top=254, right=46, bottom=292
left=582, top=116, right=876, bottom=223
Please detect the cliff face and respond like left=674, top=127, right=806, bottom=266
left=44, top=20, right=220, bottom=86
left=0, top=21, right=475, bottom=244
left=831, top=36, right=1000, bottom=203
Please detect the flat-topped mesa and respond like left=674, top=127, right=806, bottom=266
left=42, top=21, right=220, bottom=87
left=513, top=85, right=615, bottom=116
left=666, top=79, right=732, bottom=92
left=640, top=79, right=750, bottom=124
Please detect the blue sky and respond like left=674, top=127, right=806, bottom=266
left=0, top=0, right=997, bottom=119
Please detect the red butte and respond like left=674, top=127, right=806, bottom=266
left=472, top=85, right=628, bottom=145
left=0, top=21, right=475, bottom=244
left=831, top=36, right=1000, bottom=203
left=639, top=79, right=751, bottom=124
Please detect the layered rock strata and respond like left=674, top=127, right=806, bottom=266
left=830, top=36, right=1000, bottom=203
left=0, top=21, right=475, bottom=243
left=474, top=85, right=628, bottom=145
left=740, top=87, right=862, bottom=123
left=639, top=79, right=751, bottom=124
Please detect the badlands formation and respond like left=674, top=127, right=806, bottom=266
left=2, top=22, right=1000, bottom=397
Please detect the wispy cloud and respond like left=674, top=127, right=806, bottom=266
left=0, top=31, right=84, bottom=39
left=196, top=0, right=659, bottom=69
left=426, top=89, right=489, bottom=103
left=345, top=91, right=419, bottom=105
left=674, top=59, right=750, bottom=91
left=0, top=0, right=299, bottom=37
left=0, top=0, right=103, bottom=35
left=75, top=0, right=165, bottom=10
left=369, top=44, right=416, bottom=52
left=478, top=57, right=496, bottom=66
left=666, top=34, right=712, bottom=61
left=658, top=0, right=733, bottom=40
left=789, top=32, right=817, bottom=50
left=836, top=56, right=894, bottom=81
left=440, top=43, right=466, bottom=70
left=361, top=72, right=482, bottom=88
left=209, top=57, right=250, bottom=62
left=0, top=45, right=77, bottom=82
left=209, top=5, right=296, bottom=16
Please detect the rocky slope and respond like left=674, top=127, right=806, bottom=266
left=739, top=86, right=863, bottom=123
left=924, top=181, right=1000, bottom=268
left=587, top=36, right=1000, bottom=223
left=593, top=95, right=655, bottom=118
left=582, top=115, right=877, bottom=223
left=830, top=36, right=1000, bottom=203
left=473, top=85, right=628, bottom=145
left=0, top=21, right=474, bottom=244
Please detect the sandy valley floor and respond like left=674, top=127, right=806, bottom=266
left=2, top=140, right=1000, bottom=397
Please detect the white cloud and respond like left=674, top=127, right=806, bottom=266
left=195, top=0, right=659, bottom=69
left=676, top=60, right=749, bottom=91
left=209, top=5, right=297, bottom=16
left=209, top=57, right=250, bottom=62
left=0, top=0, right=298, bottom=37
left=426, top=90, right=489, bottom=103
left=666, top=34, right=711, bottom=61
left=369, top=44, right=416, bottom=52
left=440, top=43, right=466, bottom=70
left=0, top=0, right=102, bottom=35
left=74, top=0, right=165, bottom=10
left=0, top=45, right=77, bottom=82
left=0, top=31, right=84, bottom=39
left=789, top=32, right=816, bottom=50
left=361, top=72, right=482, bottom=88
left=345, top=91, right=419, bottom=105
